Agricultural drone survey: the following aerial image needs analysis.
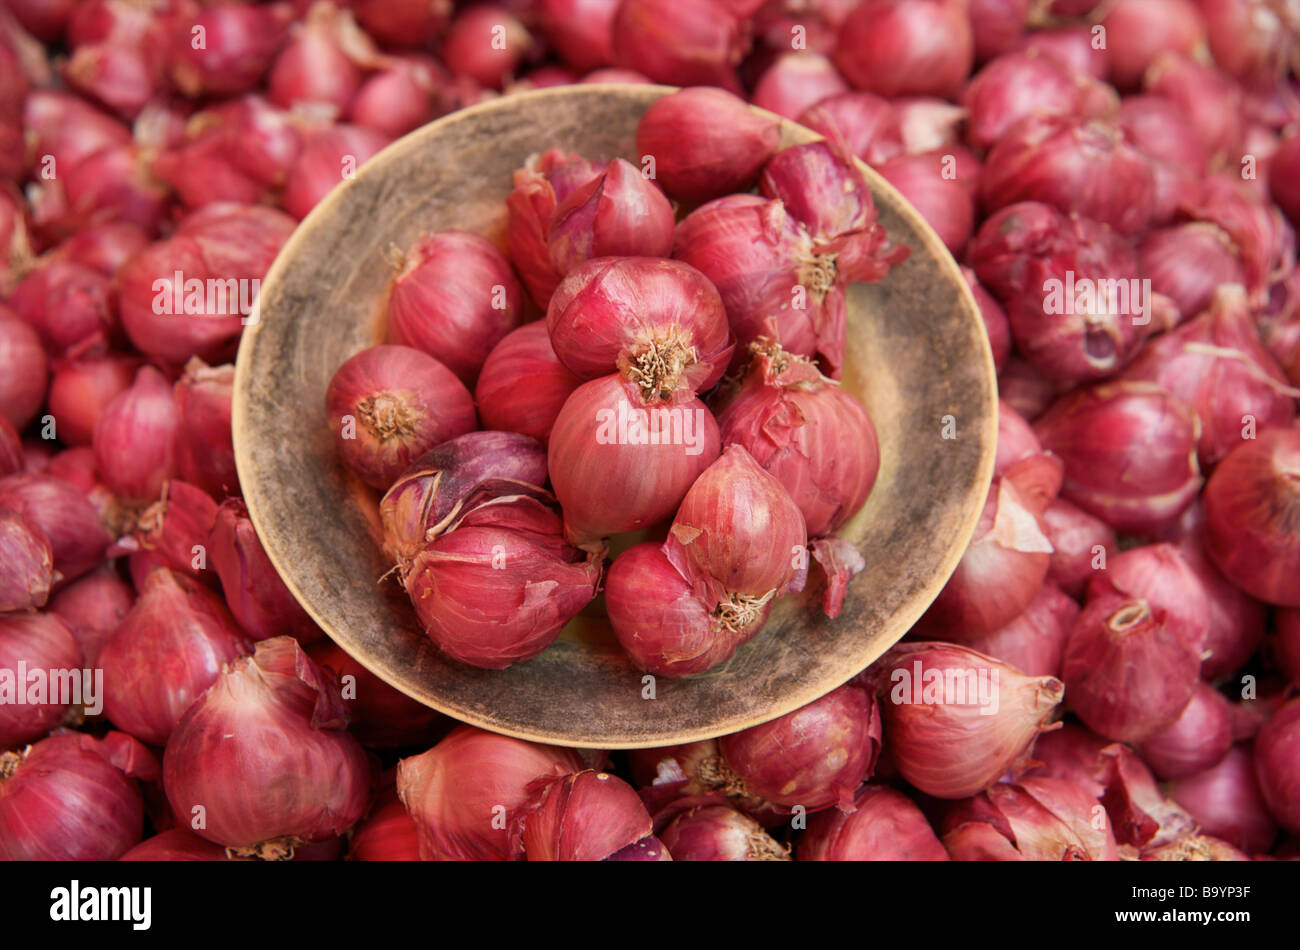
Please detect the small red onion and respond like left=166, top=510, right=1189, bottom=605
left=0, top=732, right=145, bottom=859
left=31, top=143, right=170, bottom=241
left=62, top=37, right=163, bottom=121
left=348, top=60, right=436, bottom=137
left=995, top=401, right=1042, bottom=474
left=1034, top=382, right=1203, bottom=535
left=1201, top=0, right=1291, bottom=83
left=607, top=836, right=672, bottom=861
left=962, top=268, right=1012, bottom=373
left=580, top=67, right=652, bottom=84
left=535, top=0, right=618, bottom=72
left=5, top=0, right=75, bottom=42
left=54, top=221, right=149, bottom=277
left=281, top=123, right=391, bottom=221
left=877, top=148, right=976, bottom=254
left=442, top=4, right=533, bottom=90
left=0, top=473, right=112, bottom=584
left=0, top=613, right=81, bottom=748
left=47, top=564, right=134, bottom=666
left=636, top=87, right=780, bottom=204
left=832, top=0, right=974, bottom=99
left=797, top=92, right=903, bottom=166
left=0, top=417, right=19, bottom=479
left=163, top=637, right=372, bottom=853
left=9, top=260, right=116, bottom=358
left=1203, top=427, right=1300, bottom=607
left=759, top=140, right=886, bottom=241
left=475, top=322, right=582, bottom=444
left=47, top=354, right=137, bottom=447
left=172, top=358, right=237, bottom=499
left=126, top=480, right=219, bottom=587
left=92, top=365, right=177, bottom=505
left=611, top=0, right=748, bottom=93
left=657, top=801, right=790, bottom=860
left=1255, top=696, right=1300, bottom=833
left=0, top=310, right=48, bottom=430
left=961, top=581, right=1078, bottom=679
left=867, top=642, right=1064, bottom=799
left=1168, top=745, right=1279, bottom=853
left=397, top=724, right=583, bottom=860
left=387, top=230, right=526, bottom=387
left=1099, top=0, right=1207, bottom=89
left=548, top=159, right=675, bottom=278
left=969, top=0, right=1029, bottom=61
left=325, top=344, right=477, bottom=491
left=1012, top=26, right=1107, bottom=79
left=1137, top=683, right=1235, bottom=780
left=1086, top=543, right=1211, bottom=654
left=354, top=0, right=451, bottom=49
left=548, top=373, right=720, bottom=545
left=168, top=2, right=291, bottom=98
left=0, top=510, right=50, bottom=613
left=348, top=797, right=421, bottom=862
left=799, top=784, right=948, bottom=860
left=308, top=639, right=444, bottom=749
left=1042, top=498, right=1117, bottom=597
left=151, top=126, right=269, bottom=210
left=21, top=89, right=130, bottom=177
left=1145, top=52, right=1244, bottom=165
left=1062, top=592, right=1203, bottom=743
left=1182, top=175, right=1293, bottom=309
left=1272, top=127, right=1300, bottom=228
left=268, top=2, right=370, bottom=115
left=513, top=770, right=653, bottom=861
left=944, top=776, right=1119, bottom=860
left=99, top=568, right=252, bottom=747
left=961, top=53, right=1092, bottom=152
left=120, top=828, right=230, bottom=861
left=1139, top=224, right=1246, bottom=323
left=751, top=52, right=849, bottom=121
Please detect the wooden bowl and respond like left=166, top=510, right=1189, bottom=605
left=232, top=84, right=996, bottom=749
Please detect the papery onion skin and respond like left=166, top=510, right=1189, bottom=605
left=387, top=230, right=526, bottom=387
left=943, top=776, right=1119, bottom=861
left=163, top=637, right=372, bottom=850
left=0, top=733, right=144, bottom=860
left=1085, top=543, right=1211, bottom=654
left=1168, top=745, right=1279, bottom=853
left=1061, top=593, right=1202, bottom=743
left=0, top=613, right=82, bottom=749
left=869, top=642, right=1064, bottom=799
left=797, top=92, right=904, bottom=167
left=657, top=802, right=791, bottom=861
left=397, top=724, right=583, bottom=861
left=548, top=374, right=721, bottom=546
left=1136, top=683, right=1235, bottom=781
left=99, top=568, right=253, bottom=747
left=0, top=310, right=49, bottom=430
left=0, top=510, right=51, bottom=613
left=610, top=0, right=748, bottom=93
left=1033, top=382, right=1203, bottom=535
left=48, top=564, right=134, bottom=666
left=1042, top=498, right=1116, bottom=598
left=798, top=784, right=949, bottom=860
left=717, top=682, right=880, bottom=812
left=1254, top=698, right=1300, bottom=834
left=548, top=159, right=675, bottom=279
left=268, top=1, right=363, bottom=114
left=0, top=473, right=112, bottom=584
left=961, top=581, right=1078, bottom=679
left=1203, top=427, right=1300, bottom=608
left=325, top=345, right=477, bottom=491
left=514, top=770, right=653, bottom=861
left=173, top=358, right=238, bottom=499
left=475, top=322, right=582, bottom=444
left=832, top=0, right=974, bottom=99
left=635, top=87, right=780, bottom=203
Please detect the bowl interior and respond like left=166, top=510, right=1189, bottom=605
left=232, top=84, right=996, bottom=749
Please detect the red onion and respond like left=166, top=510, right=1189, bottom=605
left=1042, top=498, right=1116, bottom=597
left=1203, top=427, right=1300, bottom=607
left=92, top=365, right=177, bottom=505
left=397, top=724, right=583, bottom=860
left=580, top=67, right=652, bottom=84
left=53, top=221, right=148, bottom=277
left=31, top=143, right=170, bottom=241
left=348, top=60, right=436, bottom=137
left=119, top=203, right=295, bottom=364
left=608, top=836, right=672, bottom=861
left=969, top=0, right=1029, bottom=61
left=0, top=732, right=146, bottom=859
left=268, top=2, right=371, bottom=115
left=1062, top=592, right=1203, bottom=743
left=47, top=355, right=137, bottom=447
left=605, top=541, right=772, bottom=676
left=1086, top=543, right=1211, bottom=654
left=121, top=828, right=231, bottom=861
left=548, top=159, right=675, bottom=278
left=944, top=776, right=1119, bottom=860
left=354, top=0, right=451, bottom=49
left=895, top=97, right=969, bottom=155
left=22, top=89, right=130, bottom=177
left=1168, top=745, right=1279, bottom=852
left=209, top=498, right=320, bottom=643
left=1012, top=26, right=1107, bottom=79
left=1099, top=0, right=1206, bottom=89
left=657, top=801, right=790, bottom=860
left=406, top=496, right=602, bottom=668
left=125, top=480, right=219, bottom=587
left=1255, top=697, right=1300, bottom=833
left=799, top=784, right=948, bottom=860
left=152, top=125, right=269, bottom=210
left=442, top=4, right=533, bottom=90
left=0, top=474, right=112, bottom=584
left=62, top=34, right=163, bottom=121
left=1137, top=683, right=1235, bottom=780
left=535, top=0, right=618, bottom=72
left=877, top=149, right=976, bottom=254
left=751, top=53, right=848, bottom=121
left=0, top=310, right=47, bottom=429
left=172, top=358, right=237, bottom=499
left=348, top=797, right=421, bottom=862
left=1271, top=125, right=1300, bottom=229
left=832, top=0, right=973, bottom=99
left=308, top=639, right=444, bottom=749
left=1184, top=175, right=1293, bottom=310
left=636, top=87, right=780, bottom=204
left=99, top=568, right=252, bottom=747
left=0, top=510, right=50, bottom=612
left=0, top=416, right=19, bottom=478
left=512, top=770, right=653, bottom=861
left=325, top=344, right=477, bottom=491
left=1022, top=723, right=1110, bottom=798
left=962, top=53, right=1095, bottom=152
left=281, top=123, right=391, bottom=221
left=5, top=0, right=75, bottom=42
left=387, top=231, right=526, bottom=387
left=168, top=2, right=291, bottom=98
left=1034, top=382, right=1203, bottom=534
left=995, top=397, right=1044, bottom=475
left=475, top=322, right=582, bottom=444
left=47, top=564, right=134, bottom=666
left=1145, top=52, right=1244, bottom=165
left=962, top=581, right=1078, bottom=678
left=611, top=0, right=748, bottom=93
left=164, top=637, right=371, bottom=853
left=1139, top=224, right=1246, bottom=323
left=0, top=613, right=81, bottom=748
left=980, top=115, right=1156, bottom=236
left=193, top=95, right=302, bottom=192
left=717, top=682, right=880, bottom=812
left=759, top=140, right=884, bottom=241
left=10, top=260, right=116, bottom=358
left=866, top=642, right=1064, bottom=799
left=1201, top=0, right=1292, bottom=83
left=797, top=92, right=903, bottom=166
left=548, top=374, right=720, bottom=545
left=548, top=257, right=732, bottom=402
left=1278, top=608, right=1300, bottom=683
left=962, top=268, right=1012, bottom=373
left=1118, top=95, right=1208, bottom=224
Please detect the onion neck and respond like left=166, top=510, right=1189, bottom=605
left=694, top=753, right=750, bottom=799
left=625, top=333, right=698, bottom=403
left=226, top=835, right=303, bottom=861
left=1109, top=601, right=1151, bottom=633
left=714, top=590, right=773, bottom=634
left=0, top=749, right=23, bottom=781
left=747, top=832, right=792, bottom=861
left=358, top=392, right=420, bottom=443
left=799, top=250, right=838, bottom=303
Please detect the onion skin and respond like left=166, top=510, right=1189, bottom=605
left=47, top=564, right=134, bottom=666
left=832, top=0, right=974, bottom=99
left=167, top=3, right=291, bottom=98
left=173, top=358, right=238, bottom=500
left=163, top=637, right=372, bottom=851
left=869, top=642, right=1064, bottom=799
left=47, top=355, right=137, bottom=448
left=475, top=322, right=582, bottom=444
left=1136, top=683, right=1234, bottom=781
left=513, top=770, right=653, bottom=861
left=535, top=0, right=618, bottom=72
left=610, top=0, right=749, bottom=93
left=752, top=53, right=850, bottom=121
left=962, top=268, right=1011, bottom=373
left=798, top=785, right=949, bottom=860
left=548, top=159, right=675, bottom=279
left=325, top=344, right=477, bottom=492
left=387, top=231, right=526, bottom=387
left=1061, top=593, right=1202, bottom=743
left=961, top=581, right=1078, bottom=679
left=1085, top=543, right=1210, bottom=654
left=1033, top=382, right=1203, bottom=535
left=1175, top=536, right=1265, bottom=681
left=0, top=311, right=49, bottom=430
left=1144, top=53, right=1243, bottom=167
left=0, top=613, right=82, bottom=750
left=119, top=828, right=232, bottom=861
left=717, top=682, right=880, bottom=812
left=396, top=724, right=583, bottom=861
left=1042, top=499, right=1116, bottom=597
left=1255, top=698, right=1300, bottom=834
left=876, top=149, right=976, bottom=255
left=961, top=53, right=1087, bottom=152
left=0, top=733, right=144, bottom=860
left=635, top=87, right=780, bottom=203
left=548, top=374, right=720, bottom=545
left=268, top=2, right=363, bottom=114
left=99, top=568, right=253, bottom=747
left=1168, top=745, right=1279, bottom=853
left=348, top=798, right=422, bottom=862
left=944, top=776, right=1119, bottom=861
left=281, top=123, right=391, bottom=221
left=308, top=639, right=445, bottom=750
left=1203, top=427, right=1300, bottom=607
left=607, top=836, right=672, bottom=861
left=442, top=4, right=532, bottom=90
left=0, top=473, right=112, bottom=585
left=92, top=365, right=177, bottom=505
left=1139, top=224, right=1245, bottom=324
left=797, top=92, right=904, bottom=166
left=657, top=802, right=790, bottom=860
left=1099, top=0, right=1207, bottom=89
left=0, top=510, right=52, bottom=613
